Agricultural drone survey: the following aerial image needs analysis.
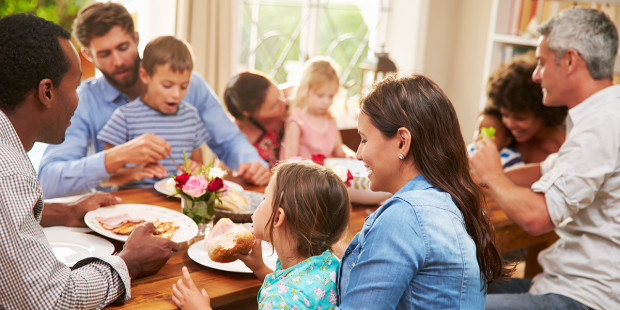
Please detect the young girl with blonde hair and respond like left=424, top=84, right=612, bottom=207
left=280, top=57, right=351, bottom=159
left=172, top=161, right=350, bottom=309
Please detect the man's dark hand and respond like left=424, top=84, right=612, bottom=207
left=119, top=223, right=181, bottom=279
left=41, top=191, right=123, bottom=227
left=105, top=133, right=171, bottom=173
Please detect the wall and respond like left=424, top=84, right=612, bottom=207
left=121, top=0, right=177, bottom=55
left=387, top=0, right=492, bottom=144
left=384, top=0, right=429, bottom=76
left=441, top=0, right=493, bottom=144
left=121, top=0, right=493, bottom=144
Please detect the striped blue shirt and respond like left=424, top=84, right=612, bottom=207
left=97, top=98, right=209, bottom=188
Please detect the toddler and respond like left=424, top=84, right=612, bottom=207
left=468, top=105, right=523, bottom=169
left=280, top=57, right=351, bottom=159
left=97, top=36, right=208, bottom=188
left=172, top=161, right=350, bottom=309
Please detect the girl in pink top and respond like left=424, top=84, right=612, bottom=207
left=280, top=57, right=349, bottom=160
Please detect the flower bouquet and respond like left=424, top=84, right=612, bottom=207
left=173, top=160, right=228, bottom=235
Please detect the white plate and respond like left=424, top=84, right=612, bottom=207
left=154, top=178, right=243, bottom=197
left=84, top=204, right=198, bottom=243
left=42, top=225, right=92, bottom=234
left=188, top=240, right=278, bottom=273
left=325, top=158, right=392, bottom=205
left=43, top=229, right=115, bottom=267
left=44, top=194, right=87, bottom=204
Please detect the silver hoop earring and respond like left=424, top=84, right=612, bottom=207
left=398, top=154, right=405, bottom=160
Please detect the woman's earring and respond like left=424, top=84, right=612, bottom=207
left=398, top=154, right=405, bottom=160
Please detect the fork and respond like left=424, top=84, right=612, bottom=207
left=168, top=153, right=179, bottom=168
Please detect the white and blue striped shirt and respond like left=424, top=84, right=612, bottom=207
left=97, top=98, right=209, bottom=188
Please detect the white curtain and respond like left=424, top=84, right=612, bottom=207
left=176, top=0, right=238, bottom=98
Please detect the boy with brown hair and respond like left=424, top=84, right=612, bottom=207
left=97, top=36, right=208, bottom=188
left=38, top=2, right=270, bottom=198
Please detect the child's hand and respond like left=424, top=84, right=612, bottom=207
left=102, top=163, right=167, bottom=187
left=180, top=159, right=202, bottom=175
left=235, top=238, right=273, bottom=280
left=171, top=266, right=212, bottom=310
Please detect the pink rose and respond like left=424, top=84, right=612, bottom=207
left=182, top=176, right=208, bottom=198
left=207, top=177, right=224, bottom=192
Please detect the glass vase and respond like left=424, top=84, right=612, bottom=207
left=181, top=197, right=215, bottom=238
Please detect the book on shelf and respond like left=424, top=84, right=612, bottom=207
left=518, top=0, right=538, bottom=36
left=499, top=0, right=620, bottom=81
left=513, top=0, right=619, bottom=38
left=540, top=1, right=560, bottom=23
left=501, top=45, right=535, bottom=64
left=509, top=0, right=523, bottom=35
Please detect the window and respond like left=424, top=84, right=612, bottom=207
left=237, top=0, right=389, bottom=103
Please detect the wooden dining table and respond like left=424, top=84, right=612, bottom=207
left=101, top=181, right=557, bottom=309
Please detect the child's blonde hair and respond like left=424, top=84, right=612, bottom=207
left=266, top=161, right=350, bottom=258
left=293, top=57, right=340, bottom=109
left=142, top=35, right=194, bottom=76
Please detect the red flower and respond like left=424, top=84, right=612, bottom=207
left=207, top=177, right=224, bottom=192
left=174, top=173, right=190, bottom=189
left=345, top=170, right=353, bottom=187
left=311, top=153, right=326, bottom=166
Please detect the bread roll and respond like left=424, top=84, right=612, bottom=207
left=215, top=190, right=249, bottom=212
left=204, top=218, right=254, bottom=263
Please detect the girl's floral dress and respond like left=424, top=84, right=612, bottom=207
left=258, top=250, right=339, bottom=309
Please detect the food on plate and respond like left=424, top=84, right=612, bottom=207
left=96, top=214, right=179, bottom=239
left=112, top=220, right=145, bottom=235
left=204, top=218, right=254, bottom=263
left=152, top=219, right=180, bottom=240
left=96, top=213, right=143, bottom=230
left=215, top=190, right=249, bottom=212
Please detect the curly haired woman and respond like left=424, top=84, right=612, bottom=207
left=487, top=51, right=567, bottom=163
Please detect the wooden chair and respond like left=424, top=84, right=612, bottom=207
left=340, top=128, right=360, bottom=152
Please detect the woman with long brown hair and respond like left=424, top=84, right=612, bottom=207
left=338, top=75, right=508, bottom=308
left=224, top=72, right=288, bottom=168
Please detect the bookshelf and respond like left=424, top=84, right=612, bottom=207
left=480, top=0, right=620, bottom=108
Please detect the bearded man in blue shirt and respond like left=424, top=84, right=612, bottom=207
left=38, top=2, right=270, bottom=198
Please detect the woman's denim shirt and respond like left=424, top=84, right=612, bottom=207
left=338, top=175, right=485, bottom=309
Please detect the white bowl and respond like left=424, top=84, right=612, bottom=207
left=325, top=158, right=392, bottom=205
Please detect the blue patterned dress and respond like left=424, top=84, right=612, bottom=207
left=258, top=250, right=339, bottom=309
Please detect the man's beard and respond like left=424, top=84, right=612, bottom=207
left=102, top=55, right=141, bottom=89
